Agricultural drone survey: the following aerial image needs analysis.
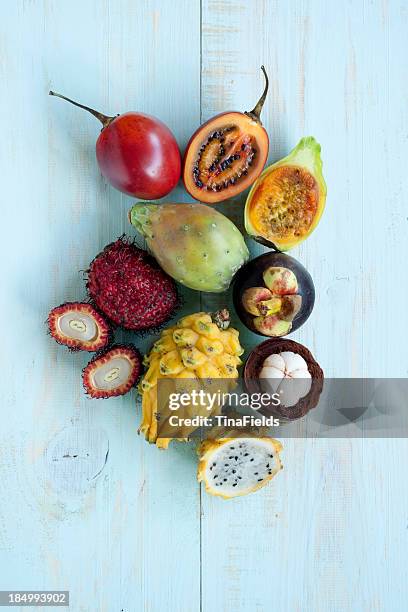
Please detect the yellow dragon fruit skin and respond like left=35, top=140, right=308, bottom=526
left=195, top=336, right=224, bottom=356
left=173, top=328, right=199, bottom=347
left=129, top=203, right=249, bottom=293
left=138, top=311, right=245, bottom=448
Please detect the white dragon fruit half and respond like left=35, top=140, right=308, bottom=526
left=259, top=351, right=312, bottom=407
left=198, top=437, right=283, bottom=499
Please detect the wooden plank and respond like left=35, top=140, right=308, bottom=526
left=2, top=1, right=408, bottom=610
left=0, top=1, right=201, bottom=610
left=200, top=1, right=408, bottom=611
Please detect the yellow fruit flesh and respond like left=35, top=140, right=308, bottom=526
left=249, top=166, right=319, bottom=245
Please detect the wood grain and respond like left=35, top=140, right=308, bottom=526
left=1, top=1, right=408, bottom=611
left=0, top=1, right=201, bottom=611
left=200, top=2, right=408, bottom=612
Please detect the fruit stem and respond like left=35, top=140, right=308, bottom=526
left=49, top=91, right=116, bottom=129
left=211, top=309, right=230, bottom=330
left=245, top=65, right=269, bottom=123
left=254, top=235, right=282, bottom=252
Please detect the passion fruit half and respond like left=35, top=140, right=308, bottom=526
left=183, top=67, right=269, bottom=204
left=233, top=252, right=315, bottom=337
left=245, top=137, right=326, bottom=250
left=244, top=338, right=323, bottom=421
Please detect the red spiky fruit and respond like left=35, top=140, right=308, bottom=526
left=83, top=344, right=142, bottom=399
left=86, top=237, right=179, bottom=331
left=48, top=302, right=111, bottom=351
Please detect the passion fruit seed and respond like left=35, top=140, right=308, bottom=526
left=193, top=125, right=257, bottom=192
left=253, top=166, right=319, bottom=240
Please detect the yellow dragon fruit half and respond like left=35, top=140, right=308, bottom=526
left=138, top=309, right=244, bottom=449
left=198, top=437, right=283, bottom=499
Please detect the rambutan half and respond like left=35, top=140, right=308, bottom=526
left=86, top=237, right=179, bottom=331
left=47, top=302, right=111, bottom=351
left=83, top=344, right=142, bottom=399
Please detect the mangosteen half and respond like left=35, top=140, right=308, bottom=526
left=233, top=251, right=315, bottom=337
left=244, top=338, right=323, bottom=421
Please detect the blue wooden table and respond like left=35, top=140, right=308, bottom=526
left=1, top=1, right=408, bottom=610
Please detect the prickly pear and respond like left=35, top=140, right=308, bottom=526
left=129, top=203, right=249, bottom=293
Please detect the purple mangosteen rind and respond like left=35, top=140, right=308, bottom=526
left=243, top=338, right=324, bottom=421
left=232, top=252, right=315, bottom=337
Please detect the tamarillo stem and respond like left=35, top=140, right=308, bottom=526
left=49, top=91, right=116, bottom=129
left=245, top=65, right=269, bottom=124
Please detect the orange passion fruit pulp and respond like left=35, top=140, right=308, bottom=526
left=183, top=67, right=270, bottom=204
left=245, top=137, right=327, bottom=250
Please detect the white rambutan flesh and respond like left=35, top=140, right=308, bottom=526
left=91, top=356, right=134, bottom=390
left=48, top=302, right=110, bottom=352
left=83, top=345, right=142, bottom=399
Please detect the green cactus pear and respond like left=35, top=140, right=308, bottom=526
left=129, top=203, right=249, bottom=293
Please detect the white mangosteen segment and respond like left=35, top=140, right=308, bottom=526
left=91, top=357, right=133, bottom=390
left=259, top=351, right=312, bottom=406
left=290, top=369, right=312, bottom=397
left=280, top=351, right=308, bottom=374
left=259, top=365, right=284, bottom=379
left=259, top=365, right=284, bottom=393
left=262, top=353, right=286, bottom=372
left=58, top=312, right=98, bottom=341
left=290, top=368, right=311, bottom=379
left=277, top=371, right=312, bottom=407
left=277, top=378, right=299, bottom=407
left=259, top=366, right=285, bottom=392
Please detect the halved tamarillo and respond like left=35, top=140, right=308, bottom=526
left=183, top=67, right=269, bottom=204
